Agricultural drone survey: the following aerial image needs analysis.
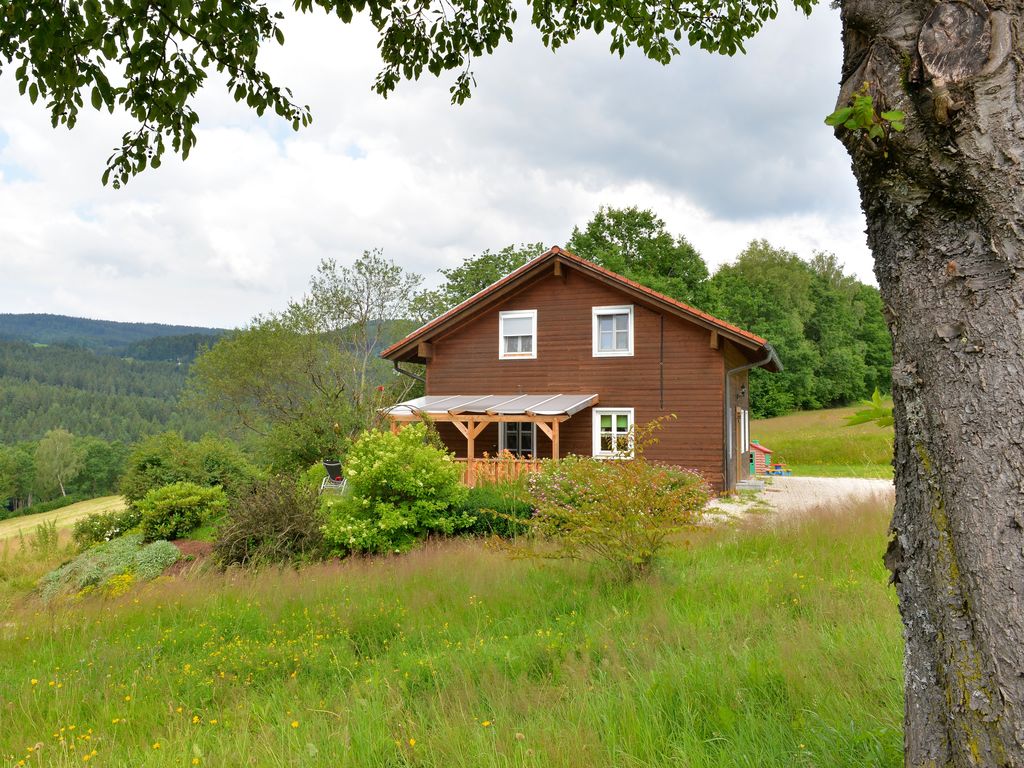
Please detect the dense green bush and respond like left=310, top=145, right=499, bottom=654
left=214, top=476, right=324, bottom=567
left=321, top=424, right=470, bottom=555
left=137, top=481, right=228, bottom=542
left=119, top=433, right=258, bottom=503
left=526, top=422, right=710, bottom=578
left=456, top=482, right=533, bottom=538
left=38, top=534, right=180, bottom=601
left=72, top=507, right=143, bottom=549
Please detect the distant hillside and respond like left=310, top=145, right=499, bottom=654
left=0, top=313, right=226, bottom=356
left=0, top=340, right=214, bottom=444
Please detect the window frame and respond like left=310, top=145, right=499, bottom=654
left=591, top=407, right=635, bottom=458
left=498, top=309, right=538, bottom=360
left=591, top=305, right=635, bottom=358
left=498, top=421, right=537, bottom=458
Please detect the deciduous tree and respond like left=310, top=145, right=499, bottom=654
left=568, top=206, right=710, bottom=307
left=34, top=428, right=82, bottom=498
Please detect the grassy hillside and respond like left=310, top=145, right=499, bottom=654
left=0, top=313, right=224, bottom=353
left=751, top=405, right=894, bottom=478
left=0, top=496, right=125, bottom=541
left=0, top=500, right=902, bottom=767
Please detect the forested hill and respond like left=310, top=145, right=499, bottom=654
left=0, top=340, right=213, bottom=444
left=0, top=313, right=225, bottom=354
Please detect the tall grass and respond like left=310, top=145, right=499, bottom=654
left=752, top=406, right=894, bottom=478
left=0, top=499, right=902, bottom=767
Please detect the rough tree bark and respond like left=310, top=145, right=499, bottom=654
left=837, top=1, right=1024, bottom=764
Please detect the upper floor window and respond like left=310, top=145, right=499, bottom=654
left=499, top=310, right=537, bottom=359
left=592, top=305, right=634, bottom=357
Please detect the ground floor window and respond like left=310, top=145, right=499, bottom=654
left=499, top=422, right=536, bottom=458
left=592, top=408, right=634, bottom=457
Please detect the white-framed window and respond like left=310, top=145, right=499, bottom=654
left=592, top=408, right=635, bottom=457
left=499, top=422, right=536, bottom=458
left=499, top=310, right=537, bottom=359
left=592, top=305, right=634, bottom=357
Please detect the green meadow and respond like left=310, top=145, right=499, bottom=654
left=1, top=499, right=902, bottom=767
left=751, top=406, right=894, bottom=478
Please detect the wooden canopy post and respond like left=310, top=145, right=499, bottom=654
left=467, top=420, right=476, bottom=486
left=536, top=420, right=559, bottom=461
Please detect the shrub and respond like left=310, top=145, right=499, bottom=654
left=120, top=433, right=259, bottom=503
left=321, top=423, right=470, bottom=555
left=525, top=420, right=709, bottom=578
left=214, top=476, right=324, bottom=567
left=137, top=481, right=228, bottom=542
left=456, top=481, right=534, bottom=538
left=38, top=534, right=180, bottom=601
left=73, top=507, right=143, bottom=549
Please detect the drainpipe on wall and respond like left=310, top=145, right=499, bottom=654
left=724, top=344, right=782, bottom=492
left=393, top=360, right=426, bottom=384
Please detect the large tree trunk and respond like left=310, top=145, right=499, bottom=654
left=837, top=1, right=1024, bottom=764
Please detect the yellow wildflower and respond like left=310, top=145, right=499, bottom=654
left=481, top=721, right=491, bottom=727
left=291, top=721, right=299, bottom=729
left=408, top=738, right=416, bottom=747
left=152, top=742, right=160, bottom=750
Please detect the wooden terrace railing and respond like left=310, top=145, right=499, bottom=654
left=454, top=456, right=543, bottom=487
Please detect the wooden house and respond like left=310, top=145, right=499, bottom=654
left=381, top=247, right=781, bottom=491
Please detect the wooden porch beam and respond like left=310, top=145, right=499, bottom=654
left=451, top=420, right=470, bottom=439
left=552, top=420, right=560, bottom=460
left=536, top=421, right=554, bottom=440
left=388, top=413, right=570, bottom=424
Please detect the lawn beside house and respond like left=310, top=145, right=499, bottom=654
left=1, top=498, right=902, bottom=767
left=751, top=406, right=894, bottom=479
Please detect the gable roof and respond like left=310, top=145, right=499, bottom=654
left=382, top=246, right=780, bottom=370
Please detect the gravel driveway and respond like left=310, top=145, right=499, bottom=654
left=763, top=476, right=894, bottom=517
left=707, top=475, right=894, bottom=523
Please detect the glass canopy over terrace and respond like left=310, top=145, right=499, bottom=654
left=384, top=393, right=599, bottom=484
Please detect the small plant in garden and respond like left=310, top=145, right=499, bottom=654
left=524, top=418, right=709, bottom=578
left=73, top=507, right=143, bottom=549
left=321, top=423, right=471, bottom=555
left=28, top=520, right=61, bottom=556
left=214, top=475, right=324, bottom=567
left=456, top=480, right=534, bottom=538
left=38, top=534, right=180, bottom=601
left=136, top=481, right=228, bottom=542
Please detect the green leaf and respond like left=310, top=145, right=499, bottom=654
left=824, top=106, right=854, bottom=126
left=91, top=86, right=102, bottom=110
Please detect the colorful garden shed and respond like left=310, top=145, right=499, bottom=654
left=749, top=441, right=773, bottom=475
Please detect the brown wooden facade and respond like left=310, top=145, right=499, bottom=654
left=382, top=248, right=779, bottom=491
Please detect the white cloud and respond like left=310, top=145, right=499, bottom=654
left=0, top=3, right=870, bottom=328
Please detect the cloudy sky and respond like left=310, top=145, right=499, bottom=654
left=0, top=3, right=867, bottom=329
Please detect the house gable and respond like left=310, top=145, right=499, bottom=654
left=382, top=247, right=779, bottom=370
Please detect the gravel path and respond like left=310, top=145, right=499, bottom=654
left=707, top=476, right=894, bottom=523
left=763, top=476, right=894, bottom=517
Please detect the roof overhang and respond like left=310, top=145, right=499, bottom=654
left=384, top=393, right=599, bottom=422
left=382, top=247, right=781, bottom=372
